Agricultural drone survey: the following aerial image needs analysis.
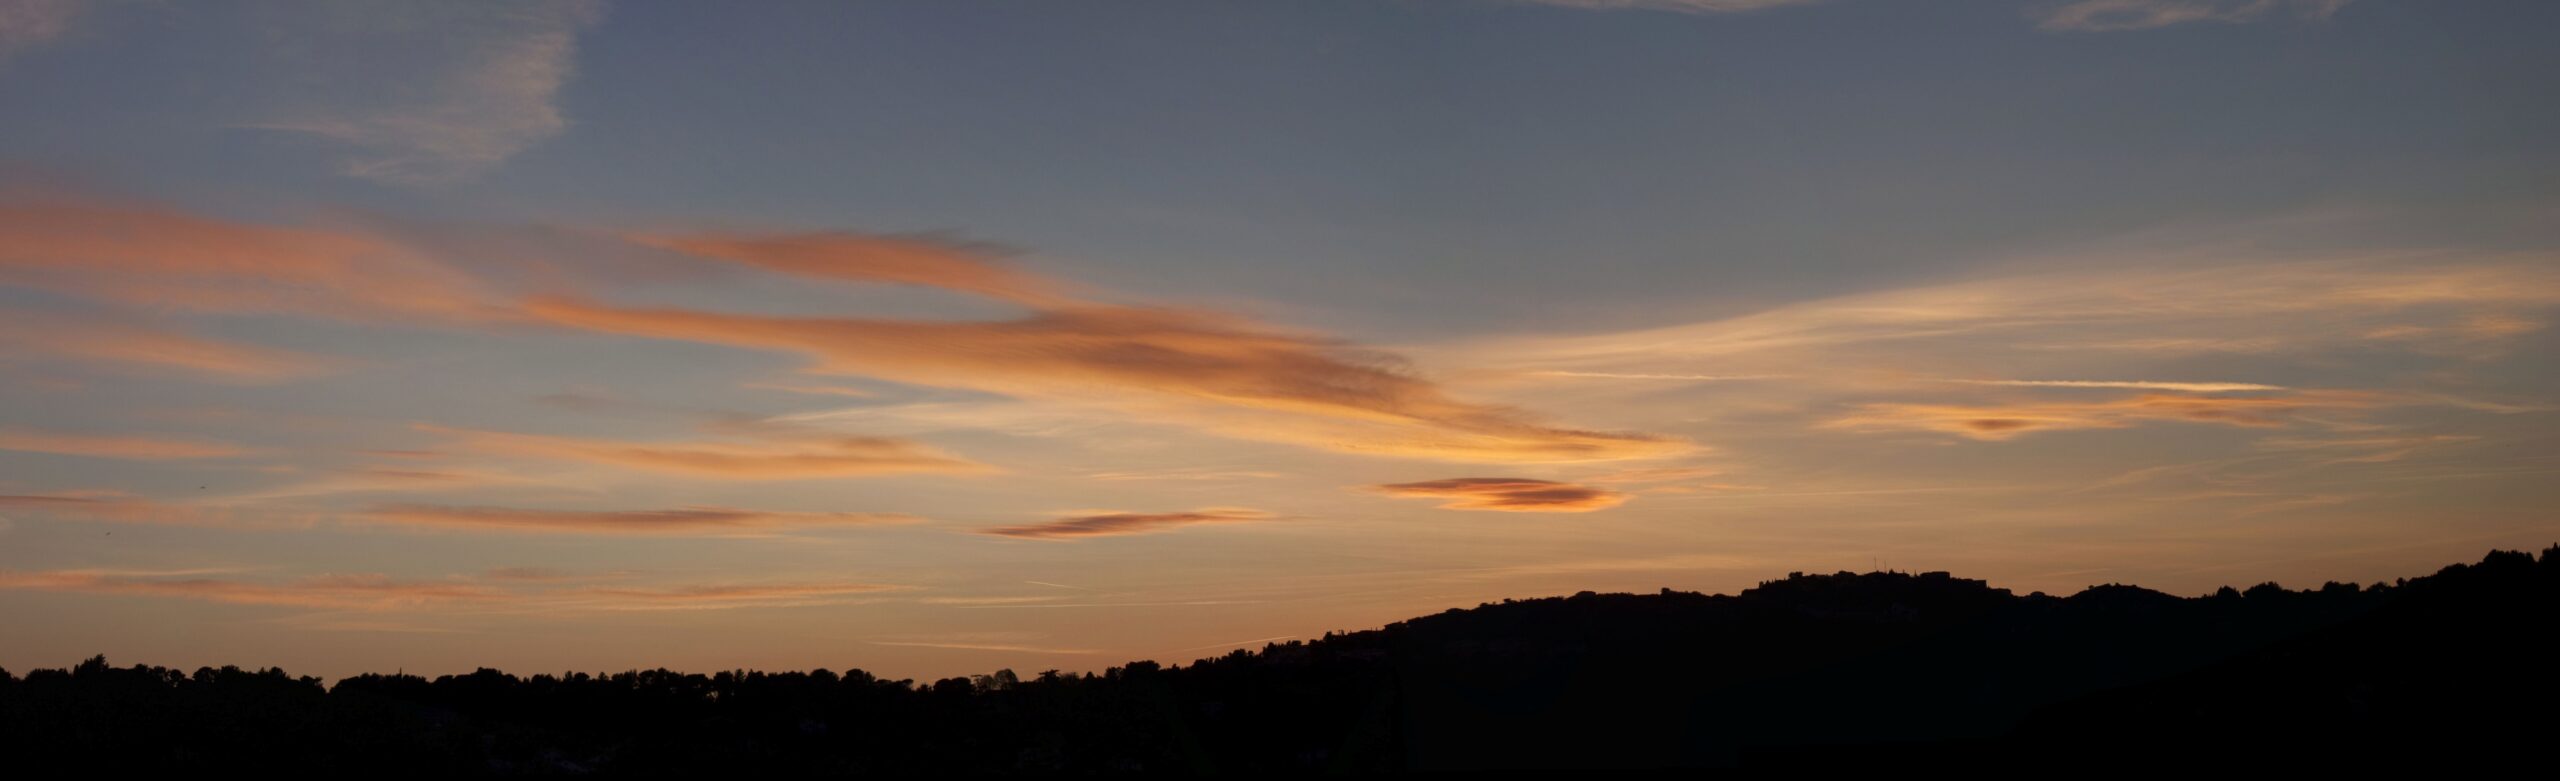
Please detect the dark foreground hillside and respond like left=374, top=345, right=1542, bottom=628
left=5, top=546, right=2553, bottom=773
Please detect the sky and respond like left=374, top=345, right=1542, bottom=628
left=1, top=0, right=2556, bottom=682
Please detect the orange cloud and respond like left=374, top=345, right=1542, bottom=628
left=641, top=232, right=1062, bottom=305
left=0, top=569, right=502, bottom=609
left=0, top=427, right=255, bottom=459
left=0, top=492, right=330, bottom=529
left=1583, top=466, right=1724, bottom=484
left=424, top=424, right=990, bottom=479
left=481, top=566, right=582, bottom=582
left=1824, top=392, right=2376, bottom=440
left=742, top=382, right=877, bottom=398
left=570, top=581, right=912, bottom=609
left=1369, top=477, right=1628, bottom=512
left=0, top=493, right=204, bottom=525
left=979, top=508, right=1272, bottom=540
left=1471, top=260, right=2560, bottom=373
left=1941, top=379, right=2286, bottom=393
left=525, top=298, right=1682, bottom=463
left=868, top=640, right=1101, bottom=655
left=0, top=199, right=493, bottom=321
left=0, top=567, right=909, bottom=612
left=0, top=311, right=332, bottom=382
left=361, top=504, right=919, bottom=534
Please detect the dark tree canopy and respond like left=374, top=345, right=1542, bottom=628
left=4, top=546, right=2553, bottom=773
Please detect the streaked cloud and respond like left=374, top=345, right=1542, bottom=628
left=0, top=0, right=82, bottom=62
left=218, top=466, right=545, bottom=503
left=742, top=382, right=877, bottom=399
left=0, top=567, right=908, bottom=612
left=568, top=581, right=911, bottom=610
left=479, top=566, right=580, bottom=582
left=242, top=1, right=606, bottom=183
left=1528, top=370, right=1787, bottom=382
left=1433, top=551, right=1765, bottom=581
left=978, top=508, right=1272, bottom=540
left=530, top=230, right=1689, bottom=463
left=918, top=595, right=1072, bottom=606
left=360, top=504, right=920, bottom=534
left=527, top=298, right=1683, bottom=463
left=0, top=569, right=501, bottom=609
left=0, top=199, right=494, bottom=321
left=0, top=493, right=232, bottom=526
left=1084, top=467, right=1289, bottom=482
left=1584, top=466, right=1724, bottom=484
left=640, top=232, right=1062, bottom=305
left=2036, top=0, right=2352, bottom=32
left=869, top=639, right=1100, bottom=655
left=0, top=426, right=255, bottom=459
left=0, top=199, right=1680, bottom=463
left=425, top=424, right=990, bottom=479
left=1941, top=379, right=2286, bottom=393
left=1509, top=0, right=1822, bottom=13
left=1370, top=477, right=1628, bottom=512
left=1473, top=260, right=2560, bottom=373
left=1506, top=0, right=2355, bottom=33
left=0, top=311, right=332, bottom=382
left=2254, top=434, right=2480, bottom=465
left=1824, top=391, right=2375, bottom=440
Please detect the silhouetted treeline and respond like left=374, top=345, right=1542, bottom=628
left=4, top=546, right=2554, bottom=773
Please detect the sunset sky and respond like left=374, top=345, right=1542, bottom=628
left=3, top=0, right=2556, bottom=682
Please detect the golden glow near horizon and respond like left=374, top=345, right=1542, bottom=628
left=2, top=0, right=2555, bottom=682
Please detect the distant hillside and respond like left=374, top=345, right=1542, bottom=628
left=4, top=546, right=2553, bottom=773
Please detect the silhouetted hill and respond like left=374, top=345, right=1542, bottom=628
left=4, top=546, right=2553, bottom=773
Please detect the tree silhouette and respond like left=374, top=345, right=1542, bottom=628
left=2, top=545, right=2552, bottom=773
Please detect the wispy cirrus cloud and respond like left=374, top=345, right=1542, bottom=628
left=242, top=1, right=606, bottom=184
left=530, top=233, right=1684, bottom=464
left=2035, top=0, right=2352, bottom=32
left=0, top=493, right=260, bottom=527
left=640, top=232, right=1064, bottom=306
left=527, top=297, right=1686, bottom=462
left=0, top=311, right=332, bottom=382
left=918, top=595, right=1072, bottom=606
left=3, top=492, right=918, bottom=538
left=869, top=636, right=1101, bottom=655
left=360, top=504, right=919, bottom=534
left=423, top=424, right=990, bottom=479
left=1370, top=477, right=1628, bottom=512
left=1583, top=466, right=1724, bottom=484
left=209, top=463, right=561, bottom=504
left=0, top=198, right=1677, bottom=463
left=1503, top=0, right=2353, bottom=33
left=1474, top=259, right=2560, bottom=373
left=2253, top=434, right=2481, bottom=465
left=1506, top=0, right=1822, bottom=13
left=0, top=199, right=495, bottom=321
left=1823, top=391, right=2376, bottom=440
left=0, top=0, right=83, bottom=62
left=0, top=567, right=910, bottom=612
left=742, top=381, right=878, bottom=399
left=0, top=569, right=502, bottom=609
left=0, top=426, right=256, bottom=459
left=978, top=508, right=1272, bottom=540
left=1445, top=255, right=2558, bottom=451
left=1940, top=379, right=2287, bottom=393
left=1528, top=370, right=1787, bottom=382
left=566, top=581, right=912, bottom=610
left=1084, top=467, right=1288, bottom=482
